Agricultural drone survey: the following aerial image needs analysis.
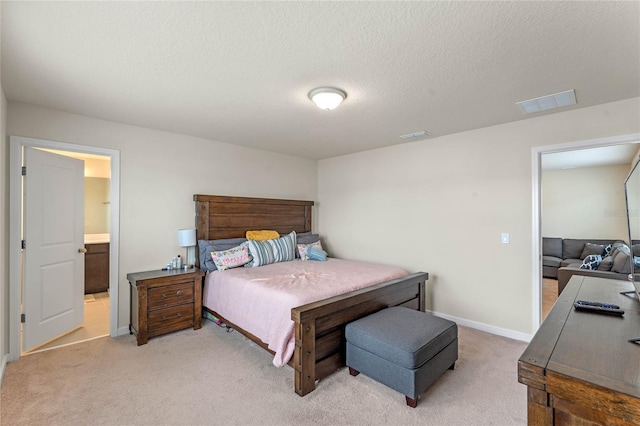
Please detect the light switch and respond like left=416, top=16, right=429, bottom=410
left=501, top=233, right=510, bottom=244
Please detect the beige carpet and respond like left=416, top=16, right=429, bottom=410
left=1, top=319, right=528, bottom=426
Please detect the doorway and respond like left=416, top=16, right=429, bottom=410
left=8, top=136, right=121, bottom=361
left=532, top=132, right=640, bottom=330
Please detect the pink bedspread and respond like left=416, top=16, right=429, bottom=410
left=203, top=258, right=407, bottom=367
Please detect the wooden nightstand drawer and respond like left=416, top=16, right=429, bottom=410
left=148, top=282, right=193, bottom=310
left=127, top=269, right=204, bottom=345
left=148, top=304, right=194, bottom=332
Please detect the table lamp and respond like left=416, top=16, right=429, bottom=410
left=178, top=228, right=196, bottom=268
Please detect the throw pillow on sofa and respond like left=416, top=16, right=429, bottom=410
left=580, top=254, right=602, bottom=270
left=580, top=243, right=606, bottom=259
left=612, top=244, right=633, bottom=274
left=597, top=255, right=614, bottom=271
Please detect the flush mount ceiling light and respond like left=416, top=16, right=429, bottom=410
left=308, top=87, right=347, bottom=111
left=516, top=89, right=577, bottom=114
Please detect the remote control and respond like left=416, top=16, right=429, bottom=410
left=573, top=301, right=624, bottom=316
left=575, top=300, right=621, bottom=309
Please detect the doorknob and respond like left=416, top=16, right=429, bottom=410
left=78, top=248, right=88, bottom=253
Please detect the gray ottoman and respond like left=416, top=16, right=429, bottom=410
left=345, top=307, right=458, bottom=408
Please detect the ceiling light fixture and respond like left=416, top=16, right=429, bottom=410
left=308, top=87, right=347, bottom=111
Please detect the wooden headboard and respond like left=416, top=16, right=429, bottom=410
left=193, top=194, right=315, bottom=267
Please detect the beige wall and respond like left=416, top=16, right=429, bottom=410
left=85, top=177, right=110, bottom=234
left=6, top=101, right=318, bottom=333
left=542, top=165, right=631, bottom=240
left=0, top=1, right=8, bottom=378
left=318, top=97, right=640, bottom=336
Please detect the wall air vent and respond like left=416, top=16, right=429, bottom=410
left=516, top=89, right=577, bottom=114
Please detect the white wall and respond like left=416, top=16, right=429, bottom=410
left=318, top=97, right=640, bottom=336
left=542, top=165, right=631, bottom=240
left=6, top=101, right=318, bottom=333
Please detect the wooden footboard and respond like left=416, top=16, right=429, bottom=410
left=291, top=271, right=428, bottom=396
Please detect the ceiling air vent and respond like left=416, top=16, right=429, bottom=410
left=400, top=130, right=430, bottom=140
left=516, top=89, right=576, bottom=114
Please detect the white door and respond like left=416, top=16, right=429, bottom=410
left=23, top=147, right=85, bottom=351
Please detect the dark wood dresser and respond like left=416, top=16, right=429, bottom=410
left=518, top=275, right=640, bottom=425
left=128, top=268, right=204, bottom=345
left=85, top=242, right=109, bottom=294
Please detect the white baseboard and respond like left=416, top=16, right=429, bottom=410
left=427, top=310, right=533, bottom=343
left=116, top=326, right=130, bottom=337
left=0, top=353, right=7, bottom=387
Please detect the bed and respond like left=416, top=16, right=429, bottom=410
left=194, top=194, right=428, bottom=396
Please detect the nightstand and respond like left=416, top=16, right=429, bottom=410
left=127, top=268, right=205, bottom=345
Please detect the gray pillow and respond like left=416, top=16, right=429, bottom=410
left=597, top=255, right=614, bottom=271
left=198, top=237, right=247, bottom=271
left=612, top=245, right=633, bottom=274
left=297, top=232, right=320, bottom=244
left=580, top=243, right=605, bottom=259
left=609, top=241, right=628, bottom=259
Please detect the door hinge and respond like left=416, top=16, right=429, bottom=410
left=21, top=240, right=26, bottom=249
left=21, top=166, right=26, bottom=176
left=21, top=313, right=26, bottom=323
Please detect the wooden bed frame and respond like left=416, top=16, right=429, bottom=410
left=194, top=194, right=428, bottom=396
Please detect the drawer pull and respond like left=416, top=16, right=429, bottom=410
left=161, top=312, right=183, bottom=321
left=162, top=290, right=182, bottom=298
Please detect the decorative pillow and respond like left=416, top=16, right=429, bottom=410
left=580, top=243, right=605, bottom=259
left=603, top=244, right=613, bottom=257
left=211, top=243, right=252, bottom=271
left=612, top=245, right=633, bottom=273
left=246, top=230, right=280, bottom=241
left=597, top=255, right=614, bottom=271
left=609, top=241, right=628, bottom=259
left=298, top=241, right=323, bottom=260
left=297, top=232, right=320, bottom=245
left=307, top=247, right=327, bottom=261
left=198, top=237, right=248, bottom=271
left=634, top=256, right=640, bottom=268
left=246, top=231, right=297, bottom=267
left=580, top=254, right=602, bottom=270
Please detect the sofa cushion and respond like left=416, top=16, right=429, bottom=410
left=580, top=255, right=602, bottom=270
left=563, top=239, right=586, bottom=260
left=563, top=239, right=616, bottom=260
left=580, top=243, right=606, bottom=259
left=543, top=237, right=563, bottom=258
left=597, top=255, right=614, bottom=271
left=543, top=256, right=561, bottom=268
left=561, top=258, right=582, bottom=267
left=612, top=245, right=633, bottom=274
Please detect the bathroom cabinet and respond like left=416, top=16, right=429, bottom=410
left=85, top=243, right=109, bottom=294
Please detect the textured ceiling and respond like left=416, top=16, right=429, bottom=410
left=2, top=1, right=639, bottom=160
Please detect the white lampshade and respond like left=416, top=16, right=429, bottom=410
left=178, top=228, right=196, bottom=247
left=308, top=87, right=347, bottom=111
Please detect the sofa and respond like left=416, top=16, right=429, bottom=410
left=543, top=237, right=636, bottom=296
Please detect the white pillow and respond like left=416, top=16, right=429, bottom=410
left=211, top=244, right=252, bottom=271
